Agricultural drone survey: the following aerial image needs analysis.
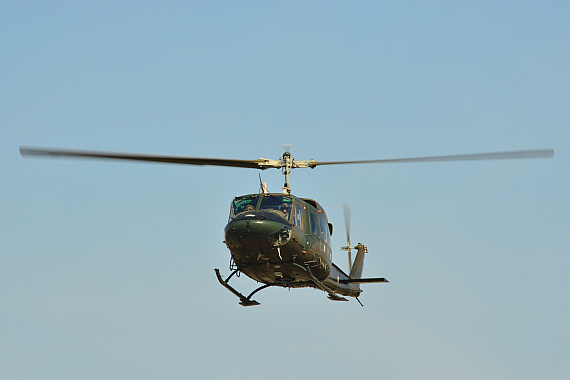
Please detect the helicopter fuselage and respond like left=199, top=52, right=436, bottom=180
left=223, top=193, right=361, bottom=297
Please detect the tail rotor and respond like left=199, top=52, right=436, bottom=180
left=341, top=203, right=353, bottom=273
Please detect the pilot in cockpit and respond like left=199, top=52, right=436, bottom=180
left=280, top=202, right=291, bottom=220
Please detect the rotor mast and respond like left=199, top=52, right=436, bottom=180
left=282, top=152, right=292, bottom=194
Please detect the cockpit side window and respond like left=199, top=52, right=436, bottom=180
left=230, top=195, right=259, bottom=218
left=260, top=195, right=293, bottom=220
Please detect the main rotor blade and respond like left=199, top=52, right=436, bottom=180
left=20, top=147, right=265, bottom=169
left=313, top=149, right=554, bottom=166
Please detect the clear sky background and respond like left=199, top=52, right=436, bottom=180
left=1, top=1, right=568, bottom=379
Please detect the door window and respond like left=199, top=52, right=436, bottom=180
left=293, top=204, right=304, bottom=229
left=310, top=213, right=317, bottom=235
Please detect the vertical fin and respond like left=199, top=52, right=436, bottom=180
left=349, top=243, right=367, bottom=279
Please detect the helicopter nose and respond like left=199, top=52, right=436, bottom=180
left=225, top=211, right=292, bottom=248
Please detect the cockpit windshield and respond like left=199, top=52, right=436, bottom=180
left=260, top=195, right=293, bottom=220
left=230, top=195, right=259, bottom=218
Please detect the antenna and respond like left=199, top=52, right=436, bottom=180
left=259, top=174, right=268, bottom=194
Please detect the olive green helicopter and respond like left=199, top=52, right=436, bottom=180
left=20, top=145, right=554, bottom=306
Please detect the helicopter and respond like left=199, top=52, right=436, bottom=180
left=20, top=145, right=554, bottom=306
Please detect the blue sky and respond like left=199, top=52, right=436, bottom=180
left=1, top=1, right=568, bottom=379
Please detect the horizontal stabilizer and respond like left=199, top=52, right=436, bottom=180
left=339, top=277, right=389, bottom=284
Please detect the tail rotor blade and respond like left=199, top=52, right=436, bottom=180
left=343, top=203, right=352, bottom=272
left=343, top=203, right=351, bottom=245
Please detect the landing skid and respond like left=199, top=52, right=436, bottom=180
left=292, top=263, right=348, bottom=302
left=215, top=263, right=349, bottom=306
left=214, top=268, right=273, bottom=307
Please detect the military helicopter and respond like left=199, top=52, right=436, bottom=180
left=20, top=145, right=554, bottom=306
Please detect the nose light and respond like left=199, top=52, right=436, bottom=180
left=268, top=225, right=292, bottom=246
